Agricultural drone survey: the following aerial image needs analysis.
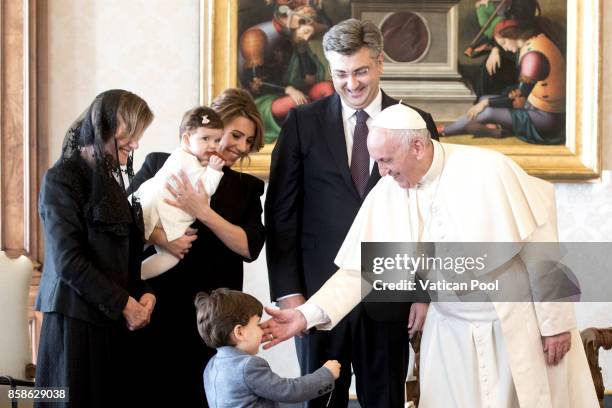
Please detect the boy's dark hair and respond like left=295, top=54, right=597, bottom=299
left=179, top=106, right=223, bottom=140
left=194, top=288, right=263, bottom=348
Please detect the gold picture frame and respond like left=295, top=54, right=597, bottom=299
left=200, top=0, right=602, bottom=181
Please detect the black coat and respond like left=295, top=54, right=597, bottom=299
left=265, top=91, right=437, bottom=322
left=128, top=152, right=266, bottom=407
left=36, top=156, right=150, bottom=326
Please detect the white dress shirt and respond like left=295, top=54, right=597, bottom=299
left=277, top=89, right=383, bottom=303
left=340, top=89, right=382, bottom=171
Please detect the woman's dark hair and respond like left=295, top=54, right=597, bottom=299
left=194, top=288, right=263, bottom=348
left=61, top=89, right=152, bottom=229
left=76, top=90, right=153, bottom=148
left=179, top=106, right=223, bottom=139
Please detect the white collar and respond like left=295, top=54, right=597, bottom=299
left=418, top=140, right=444, bottom=188
left=340, top=88, right=383, bottom=122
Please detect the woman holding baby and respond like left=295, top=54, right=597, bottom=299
left=128, top=88, right=266, bottom=407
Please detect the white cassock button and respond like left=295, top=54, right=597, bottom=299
left=483, top=377, right=488, bottom=383
left=475, top=324, right=480, bottom=328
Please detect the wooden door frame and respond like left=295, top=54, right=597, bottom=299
left=1, top=0, right=48, bottom=364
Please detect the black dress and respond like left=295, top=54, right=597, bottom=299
left=129, top=152, right=266, bottom=407
left=35, top=155, right=151, bottom=408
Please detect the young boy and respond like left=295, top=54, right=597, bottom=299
left=195, top=288, right=340, bottom=407
left=134, top=106, right=225, bottom=280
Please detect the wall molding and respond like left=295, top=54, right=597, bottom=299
left=0, top=0, right=46, bottom=360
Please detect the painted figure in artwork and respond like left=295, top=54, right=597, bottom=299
left=441, top=7, right=566, bottom=145
left=239, top=1, right=334, bottom=143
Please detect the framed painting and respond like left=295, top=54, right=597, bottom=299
left=200, top=0, right=601, bottom=180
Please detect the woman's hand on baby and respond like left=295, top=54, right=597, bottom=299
left=168, top=231, right=198, bottom=259
left=150, top=227, right=197, bottom=259
left=323, top=360, right=341, bottom=379
left=208, top=154, right=225, bottom=171
left=165, top=171, right=210, bottom=219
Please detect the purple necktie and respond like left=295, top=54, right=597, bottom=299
left=351, top=110, right=370, bottom=197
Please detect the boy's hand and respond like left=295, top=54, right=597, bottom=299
left=208, top=154, right=226, bottom=171
left=323, top=360, right=341, bottom=379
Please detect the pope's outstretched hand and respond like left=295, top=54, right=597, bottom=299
left=260, top=306, right=308, bottom=350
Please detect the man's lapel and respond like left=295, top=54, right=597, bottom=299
left=322, top=93, right=362, bottom=200
left=364, top=90, right=398, bottom=197
left=381, top=90, right=398, bottom=109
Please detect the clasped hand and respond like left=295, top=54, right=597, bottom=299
left=122, top=293, right=156, bottom=331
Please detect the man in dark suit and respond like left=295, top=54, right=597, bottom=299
left=265, top=18, right=438, bottom=408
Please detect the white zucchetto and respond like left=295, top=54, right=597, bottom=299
left=371, top=102, right=427, bottom=130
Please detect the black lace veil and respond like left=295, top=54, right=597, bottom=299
left=60, top=89, right=148, bottom=232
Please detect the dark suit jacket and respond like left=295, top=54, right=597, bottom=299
left=37, top=156, right=151, bottom=326
left=265, top=91, right=437, bottom=322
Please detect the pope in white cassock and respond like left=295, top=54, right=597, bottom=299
left=261, top=103, right=598, bottom=407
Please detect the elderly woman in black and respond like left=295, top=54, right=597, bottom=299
left=35, top=90, right=155, bottom=408
left=129, top=88, right=266, bottom=407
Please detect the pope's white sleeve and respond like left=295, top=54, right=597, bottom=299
left=296, top=303, right=330, bottom=330
left=521, top=178, right=576, bottom=336
left=276, top=293, right=304, bottom=302
left=303, top=268, right=369, bottom=330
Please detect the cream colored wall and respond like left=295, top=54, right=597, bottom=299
left=46, top=0, right=611, bottom=389
left=46, top=0, right=200, bottom=167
